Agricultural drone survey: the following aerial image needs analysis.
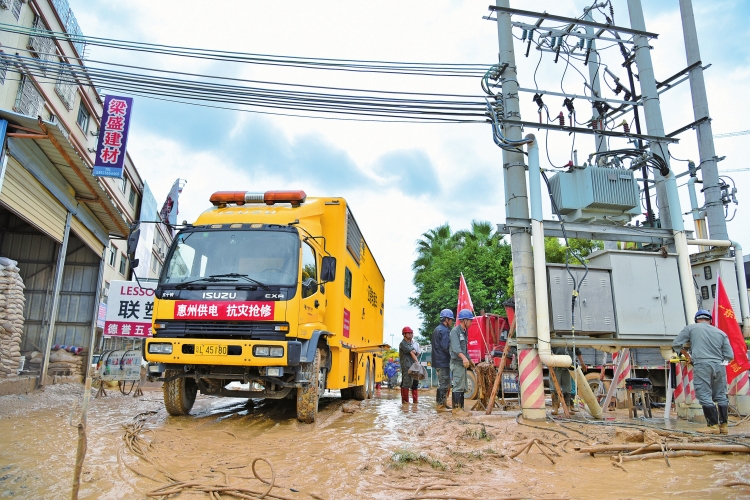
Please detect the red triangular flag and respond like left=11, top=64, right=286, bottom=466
left=713, top=276, right=750, bottom=384
left=457, top=273, right=474, bottom=314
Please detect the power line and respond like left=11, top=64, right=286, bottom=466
left=714, top=129, right=750, bottom=138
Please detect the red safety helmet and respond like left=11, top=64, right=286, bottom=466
left=402, top=326, right=414, bottom=334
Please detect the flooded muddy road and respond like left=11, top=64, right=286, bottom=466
left=1, top=384, right=750, bottom=499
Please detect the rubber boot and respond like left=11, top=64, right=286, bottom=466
left=461, top=393, right=469, bottom=413
left=436, top=389, right=449, bottom=412
left=718, top=404, right=729, bottom=435
left=697, top=405, right=720, bottom=434
left=401, top=387, right=410, bottom=404
left=565, top=394, right=578, bottom=413
left=445, top=388, right=453, bottom=409
left=411, top=389, right=419, bottom=405
left=551, top=391, right=560, bottom=415
left=452, top=392, right=470, bottom=417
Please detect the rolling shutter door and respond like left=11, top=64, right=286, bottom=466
left=71, top=215, right=105, bottom=256
left=0, top=156, right=66, bottom=242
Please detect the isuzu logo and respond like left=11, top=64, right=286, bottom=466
left=265, top=293, right=285, bottom=299
left=202, top=292, right=237, bottom=299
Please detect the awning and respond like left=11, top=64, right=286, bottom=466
left=0, top=109, right=128, bottom=237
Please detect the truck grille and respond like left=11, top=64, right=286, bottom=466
left=157, top=321, right=289, bottom=341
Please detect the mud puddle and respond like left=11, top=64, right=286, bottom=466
left=1, top=385, right=749, bottom=499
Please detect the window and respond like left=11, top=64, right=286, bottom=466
left=301, top=243, right=317, bottom=298
left=344, top=267, right=352, bottom=299
left=128, top=184, right=137, bottom=206
left=102, top=281, right=110, bottom=304
left=108, top=242, right=117, bottom=266
left=76, top=102, right=90, bottom=133
left=346, top=208, right=363, bottom=264
left=703, top=266, right=712, bottom=280
left=151, top=253, right=161, bottom=275
left=0, top=52, right=6, bottom=86
left=701, top=286, right=709, bottom=300
left=119, top=253, right=127, bottom=276
left=54, top=67, right=77, bottom=110
left=14, top=75, right=43, bottom=117
left=120, top=177, right=127, bottom=193
left=11, top=0, right=22, bottom=20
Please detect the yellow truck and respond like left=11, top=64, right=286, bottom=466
left=135, top=190, right=386, bottom=423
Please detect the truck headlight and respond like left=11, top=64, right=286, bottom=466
left=266, top=367, right=283, bottom=377
left=269, top=347, right=284, bottom=357
left=254, top=346, right=270, bottom=357
left=148, top=343, right=173, bottom=354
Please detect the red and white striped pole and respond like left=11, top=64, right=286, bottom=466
left=734, top=370, right=750, bottom=416
left=613, top=350, right=631, bottom=405
left=673, top=362, right=685, bottom=406
left=684, top=363, right=696, bottom=405
left=518, top=347, right=546, bottom=420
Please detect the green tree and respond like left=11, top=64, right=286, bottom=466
left=410, top=221, right=513, bottom=338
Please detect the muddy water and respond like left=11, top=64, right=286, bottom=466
left=1, top=385, right=749, bottom=499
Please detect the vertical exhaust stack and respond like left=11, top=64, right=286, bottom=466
left=525, top=135, right=571, bottom=369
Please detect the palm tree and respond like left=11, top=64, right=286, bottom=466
left=412, top=223, right=453, bottom=282
left=453, top=220, right=500, bottom=248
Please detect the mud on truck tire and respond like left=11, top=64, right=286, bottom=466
left=297, top=348, right=326, bottom=423
left=163, top=369, right=198, bottom=416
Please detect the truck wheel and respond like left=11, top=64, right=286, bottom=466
left=370, top=363, right=377, bottom=397
left=465, top=370, right=478, bottom=400
left=297, top=348, right=325, bottom=423
left=585, top=372, right=610, bottom=404
left=352, top=358, right=370, bottom=401
left=163, top=370, right=197, bottom=416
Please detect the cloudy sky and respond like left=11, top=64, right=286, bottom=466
left=71, top=0, right=750, bottom=340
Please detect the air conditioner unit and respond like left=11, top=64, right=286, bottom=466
left=548, top=166, right=640, bottom=224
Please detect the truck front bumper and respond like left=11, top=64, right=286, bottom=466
left=144, top=338, right=302, bottom=367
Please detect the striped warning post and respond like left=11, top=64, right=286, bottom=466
left=614, top=349, right=631, bottom=388
left=734, top=369, right=750, bottom=397
left=683, top=363, right=696, bottom=404
left=673, top=363, right=685, bottom=405
left=518, top=348, right=545, bottom=411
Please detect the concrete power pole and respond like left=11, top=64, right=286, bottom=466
left=627, top=0, right=698, bottom=325
left=678, top=0, right=728, bottom=241
left=495, top=0, right=545, bottom=421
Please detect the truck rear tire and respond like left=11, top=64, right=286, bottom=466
left=163, top=370, right=197, bottom=416
left=297, top=348, right=325, bottom=423
left=352, top=358, right=370, bottom=401
left=465, top=370, right=478, bottom=400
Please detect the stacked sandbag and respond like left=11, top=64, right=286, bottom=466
left=48, top=348, right=84, bottom=375
left=0, top=257, right=25, bottom=377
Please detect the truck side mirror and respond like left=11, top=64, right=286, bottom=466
left=321, top=256, right=336, bottom=282
left=127, top=224, right=140, bottom=268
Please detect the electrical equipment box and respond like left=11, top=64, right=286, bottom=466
left=690, top=257, right=740, bottom=316
left=547, top=264, right=617, bottom=335
left=587, top=250, right=687, bottom=339
left=548, top=166, right=640, bottom=224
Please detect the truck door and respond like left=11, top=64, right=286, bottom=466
left=299, top=241, right=325, bottom=329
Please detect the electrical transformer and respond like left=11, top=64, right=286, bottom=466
left=548, top=166, right=640, bottom=224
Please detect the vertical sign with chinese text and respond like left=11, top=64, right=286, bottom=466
left=103, top=280, right=156, bottom=337
left=93, top=95, right=134, bottom=178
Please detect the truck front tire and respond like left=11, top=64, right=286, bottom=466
left=297, top=348, right=326, bottom=423
left=163, top=369, right=197, bottom=416
left=352, top=358, right=370, bottom=401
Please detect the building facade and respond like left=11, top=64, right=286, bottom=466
left=0, top=0, right=170, bottom=383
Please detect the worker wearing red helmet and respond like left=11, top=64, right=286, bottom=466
left=399, top=326, right=420, bottom=405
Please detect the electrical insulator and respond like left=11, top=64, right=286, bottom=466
left=578, top=37, right=585, bottom=49
left=522, top=29, right=528, bottom=41
left=558, top=36, right=564, bottom=48
left=621, top=120, right=629, bottom=133
left=528, top=30, right=534, bottom=42
left=591, top=120, right=598, bottom=130
left=558, top=112, right=565, bottom=127
left=609, top=3, right=615, bottom=21
left=586, top=39, right=593, bottom=50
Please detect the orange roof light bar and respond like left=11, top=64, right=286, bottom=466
left=264, top=190, right=306, bottom=207
left=209, top=190, right=306, bottom=207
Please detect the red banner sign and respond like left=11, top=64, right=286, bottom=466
left=173, top=301, right=275, bottom=320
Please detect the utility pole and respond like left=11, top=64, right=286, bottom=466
left=495, top=0, right=545, bottom=421
left=627, top=0, right=698, bottom=325
left=678, top=0, right=728, bottom=241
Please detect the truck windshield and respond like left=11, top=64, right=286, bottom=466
left=162, top=230, right=299, bottom=287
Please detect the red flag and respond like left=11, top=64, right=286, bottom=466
left=712, top=276, right=750, bottom=384
left=457, top=273, right=474, bottom=314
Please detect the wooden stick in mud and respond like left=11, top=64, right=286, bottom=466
left=576, top=443, right=750, bottom=454
left=71, top=376, right=92, bottom=500
left=485, top=316, right=516, bottom=415
left=547, top=367, right=570, bottom=419
left=613, top=450, right=714, bottom=462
